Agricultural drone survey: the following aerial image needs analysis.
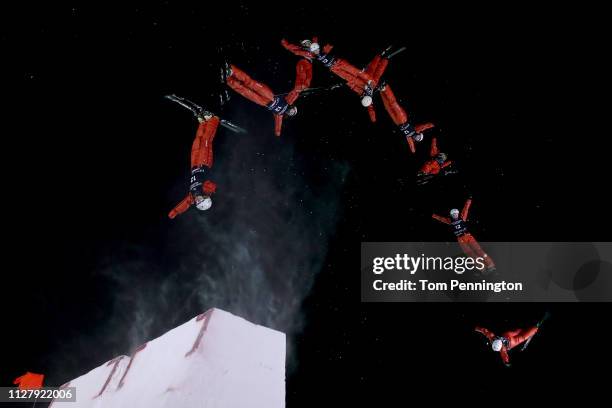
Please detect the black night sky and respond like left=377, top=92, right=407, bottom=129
left=3, top=1, right=611, bottom=406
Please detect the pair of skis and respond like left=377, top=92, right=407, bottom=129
left=165, top=94, right=246, bottom=134
left=521, top=311, right=551, bottom=351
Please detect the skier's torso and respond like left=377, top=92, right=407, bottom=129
left=267, top=96, right=290, bottom=115
left=316, top=50, right=336, bottom=68
left=399, top=122, right=415, bottom=137
left=451, top=219, right=468, bottom=237
left=190, top=166, right=209, bottom=195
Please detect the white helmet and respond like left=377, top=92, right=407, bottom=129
left=361, top=95, right=373, bottom=107
left=195, top=196, right=212, bottom=211
left=492, top=339, right=503, bottom=352
left=450, top=208, right=460, bottom=218
left=309, top=42, right=320, bottom=54
left=198, top=113, right=213, bottom=123
left=414, top=133, right=424, bottom=142
left=287, top=106, right=298, bottom=117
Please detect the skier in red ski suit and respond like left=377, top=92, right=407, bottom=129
left=168, top=113, right=219, bottom=219
left=378, top=83, right=434, bottom=153
left=432, top=198, right=496, bottom=271
left=418, top=137, right=453, bottom=176
left=224, top=60, right=312, bottom=136
left=475, top=325, right=540, bottom=366
left=281, top=37, right=381, bottom=121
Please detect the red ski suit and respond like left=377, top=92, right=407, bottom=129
left=282, top=38, right=380, bottom=121
left=419, top=137, right=452, bottom=175
left=226, top=61, right=312, bottom=136
left=379, top=84, right=434, bottom=153
left=168, top=117, right=219, bottom=219
left=281, top=38, right=372, bottom=87
left=475, top=326, right=539, bottom=364
left=432, top=199, right=496, bottom=270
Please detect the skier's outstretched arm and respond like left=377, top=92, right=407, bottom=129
left=461, top=198, right=472, bottom=221
left=407, top=136, right=416, bottom=153
left=430, top=137, right=439, bottom=157
left=274, top=115, right=283, bottom=137
left=169, top=195, right=194, bottom=219
left=432, top=214, right=452, bottom=225
left=281, top=39, right=313, bottom=59
left=500, top=348, right=511, bottom=366
left=475, top=326, right=496, bottom=342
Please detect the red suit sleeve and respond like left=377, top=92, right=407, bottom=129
left=202, top=180, right=217, bottom=195
left=475, top=326, right=497, bottom=342
left=380, top=84, right=408, bottom=126
left=461, top=198, right=472, bottom=221
left=191, top=116, right=220, bottom=168
left=285, top=59, right=313, bottom=105
left=281, top=39, right=314, bottom=59
left=416, top=122, right=435, bottom=133
left=441, top=160, right=453, bottom=169
left=499, top=347, right=510, bottom=364
left=274, top=114, right=283, bottom=137
left=367, top=105, right=376, bottom=123
left=432, top=214, right=452, bottom=225
left=430, top=137, right=439, bottom=157
left=407, top=136, right=416, bottom=153
left=168, top=195, right=194, bottom=219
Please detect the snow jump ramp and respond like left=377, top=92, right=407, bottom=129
left=51, top=308, right=286, bottom=408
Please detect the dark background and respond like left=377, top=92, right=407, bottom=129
left=2, top=1, right=610, bottom=406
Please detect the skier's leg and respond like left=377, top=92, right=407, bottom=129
left=285, top=59, right=313, bottom=105
left=458, top=237, right=478, bottom=259
left=380, top=84, right=409, bottom=126
left=191, top=117, right=220, bottom=168
left=227, top=65, right=275, bottom=104
left=365, top=55, right=389, bottom=86
left=331, top=58, right=372, bottom=84
left=227, top=77, right=273, bottom=107
left=467, top=235, right=496, bottom=269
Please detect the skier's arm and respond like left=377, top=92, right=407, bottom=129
left=430, top=137, right=439, bottom=157
left=500, top=348, right=511, bottom=366
left=407, top=136, right=416, bottom=153
left=367, top=105, right=376, bottom=123
left=432, top=214, right=452, bottom=225
left=461, top=198, right=472, bottom=221
left=202, top=180, right=217, bottom=195
left=441, top=160, right=453, bottom=169
left=274, top=114, right=283, bottom=137
left=474, top=326, right=496, bottom=342
left=168, top=195, right=194, bottom=219
left=281, top=39, right=313, bottom=59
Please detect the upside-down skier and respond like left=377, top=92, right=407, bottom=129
left=165, top=95, right=245, bottom=218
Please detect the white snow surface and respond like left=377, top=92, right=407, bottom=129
left=51, top=308, right=286, bottom=408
